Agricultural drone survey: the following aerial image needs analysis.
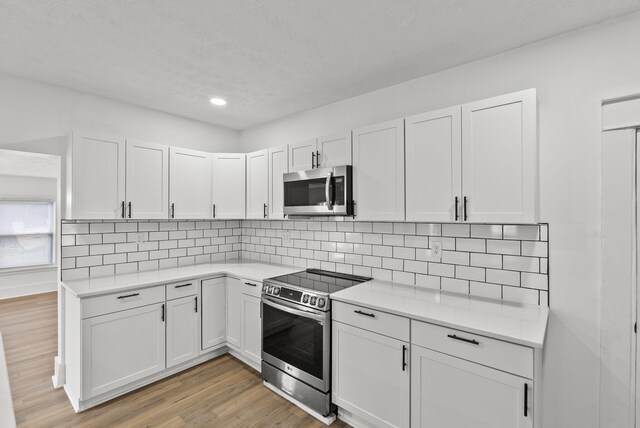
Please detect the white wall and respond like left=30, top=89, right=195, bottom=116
left=0, top=73, right=239, bottom=152
left=240, top=13, right=640, bottom=428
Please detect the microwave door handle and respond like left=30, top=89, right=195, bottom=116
left=325, top=171, right=333, bottom=210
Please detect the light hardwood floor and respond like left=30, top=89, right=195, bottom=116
left=0, top=292, right=350, bottom=427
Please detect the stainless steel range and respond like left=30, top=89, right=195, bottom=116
left=261, top=269, right=371, bottom=417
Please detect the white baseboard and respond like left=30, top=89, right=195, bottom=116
left=0, top=282, right=57, bottom=300
left=51, top=356, right=65, bottom=389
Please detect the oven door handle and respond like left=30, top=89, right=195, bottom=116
left=325, top=171, right=333, bottom=210
left=262, top=295, right=327, bottom=322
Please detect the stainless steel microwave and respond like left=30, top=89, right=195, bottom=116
left=283, top=166, right=353, bottom=216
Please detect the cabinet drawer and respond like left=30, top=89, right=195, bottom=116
left=82, top=285, right=165, bottom=319
left=411, top=320, right=533, bottom=378
left=166, top=280, right=198, bottom=300
left=240, top=278, right=262, bottom=298
left=332, top=301, right=409, bottom=342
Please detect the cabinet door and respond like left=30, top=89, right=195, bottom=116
left=212, top=153, right=246, bottom=219
left=411, top=346, right=532, bottom=428
left=241, top=293, right=262, bottom=365
left=268, top=145, right=288, bottom=219
left=125, top=139, right=169, bottom=219
left=288, top=139, right=317, bottom=171
left=352, top=119, right=405, bottom=221
left=246, top=149, right=269, bottom=219
left=406, top=107, right=462, bottom=222
left=71, top=131, right=125, bottom=219
left=81, top=303, right=165, bottom=399
left=226, top=277, right=242, bottom=349
left=169, top=147, right=213, bottom=219
left=201, top=277, right=226, bottom=350
left=166, top=295, right=199, bottom=368
left=318, top=131, right=352, bottom=167
left=461, top=89, right=538, bottom=223
left=332, top=321, right=409, bottom=428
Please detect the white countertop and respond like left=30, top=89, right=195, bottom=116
left=331, top=279, right=549, bottom=348
left=62, top=260, right=549, bottom=348
left=61, top=260, right=303, bottom=298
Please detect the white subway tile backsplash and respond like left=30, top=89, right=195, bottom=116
left=62, top=220, right=549, bottom=307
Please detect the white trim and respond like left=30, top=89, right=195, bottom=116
left=263, top=381, right=337, bottom=426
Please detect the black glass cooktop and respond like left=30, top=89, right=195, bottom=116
left=266, top=269, right=371, bottom=295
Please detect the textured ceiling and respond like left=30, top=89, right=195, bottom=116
left=1, top=0, right=639, bottom=130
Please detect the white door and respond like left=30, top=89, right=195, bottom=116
left=241, top=293, right=262, bottom=365
left=201, top=277, right=226, bottom=350
left=226, top=277, right=242, bottom=349
left=169, top=147, right=213, bottom=219
left=246, top=149, right=269, bottom=219
left=406, top=107, right=462, bottom=222
left=166, top=295, right=199, bottom=368
left=212, top=153, right=246, bottom=219
left=352, top=119, right=405, bottom=221
left=125, top=139, right=169, bottom=219
left=411, top=345, right=532, bottom=428
left=268, top=145, right=288, bottom=219
left=71, top=131, right=125, bottom=219
left=289, top=139, right=317, bottom=171
left=318, top=131, right=352, bottom=167
left=81, top=303, right=165, bottom=399
left=332, top=321, right=410, bottom=428
left=461, top=89, right=538, bottom=223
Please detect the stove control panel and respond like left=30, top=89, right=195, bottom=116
left=263, top=282, right=330, bottom=311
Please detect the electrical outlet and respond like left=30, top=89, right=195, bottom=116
left=281, top=231, right=291, bottom=246
left=135, top=232, right=145, bottom=243
left=431, top=240, right=442, bottom=261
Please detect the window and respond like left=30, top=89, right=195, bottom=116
left=0, top=201, right=55, bottom=269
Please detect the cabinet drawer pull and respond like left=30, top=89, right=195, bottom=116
left=195, top=296, right=198, bottom=313
left=117, top=293, right=140, bottom=300
left=447, top=334, right=479, bottom=345
left=402, top=345, right=407, bottom=371
left=245, top=282, right=258, bottom=287
left=161, top=303, right=165, bottom=322
left=354, top=309, right=375, bottom=318
left=174, top=283, right=192, bottom=288
left=524, top=383, right=528, bottom=417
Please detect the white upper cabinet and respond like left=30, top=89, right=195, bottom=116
left=71, top=131, right=126, bottom=219
left=288, top=139, right=317, bottom=172
left=406, top=107, right=462, bottom=222
left=268, top=145, right=288, bottom=219
left=125, top=139, right=169, bottom=219
left=352, top=119, right=405, bottom=221
left=246, top=149, right=269, bottom=219
left=461, top=89, right=538, bottom=223
left=317, top=131, right=352, bottom=168
left=169, top=147, right=213, bottom=219
left=212, top=153, right=245, bottom=219
left=289, top=133, right=352, bottom=172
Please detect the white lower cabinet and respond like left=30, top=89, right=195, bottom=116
left=411, top=345, right=532, bottom=428
left=166, top=295, right=199, bottom=368
left=332, top=321, right=410, bottom=428
left=81, top=303, right=165, bottom=399
left=201, top=277, right=227, bottom=350
left=240, top=293, right=262, bottom=365
left=226, top=277, right=242, bottom=349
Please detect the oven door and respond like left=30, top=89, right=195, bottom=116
left=283, top=166, right=351, bottom=216
left=261, top=295, right=330, bottom=392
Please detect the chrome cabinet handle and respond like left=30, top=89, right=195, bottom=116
left=325, top=171, right=333, bottom=210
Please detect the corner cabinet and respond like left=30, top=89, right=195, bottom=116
left=352, top=119, right=405, bottom=221
left=70, top=131, right=126, bottom=219
left=212, top=153, right=246, bottom=219
left=406, top=89, right=539, bottom=223
left=169, top=147, right=213, bottom=219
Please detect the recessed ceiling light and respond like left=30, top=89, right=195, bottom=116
left=210, top=97, right=226, bottom=106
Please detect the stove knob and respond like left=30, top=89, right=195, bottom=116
left=310, top=296, right=317, bottom=306
left=262, top=284, right=268, bottom=293
left=273, top=286, right=280, bottom=296
left=302, top=294, right=309, bottom=303
left=318, top=298, right=326, bottom=308
left=268, top=285, right=274, bottom=294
